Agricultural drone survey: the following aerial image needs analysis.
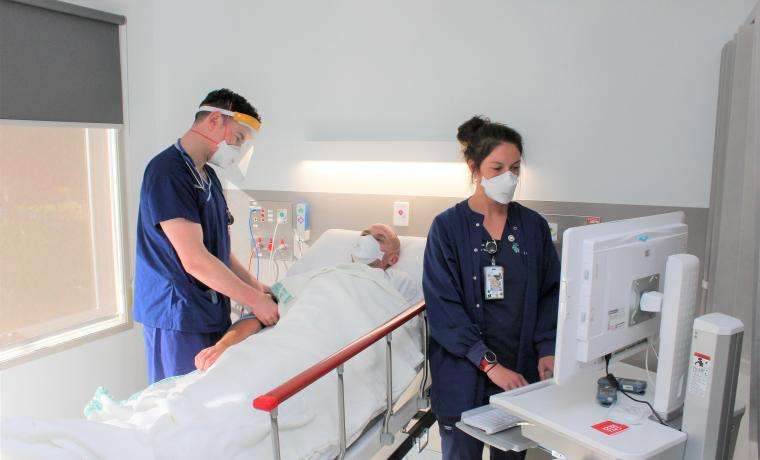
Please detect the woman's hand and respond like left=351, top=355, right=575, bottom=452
left=486, top=364, right=529, bottom=391
left=194, top=343, right=229, bottom=372
left=538, top=355, right=555, bottom=380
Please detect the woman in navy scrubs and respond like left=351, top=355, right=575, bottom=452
left=423, top=116, right=560, bottom=460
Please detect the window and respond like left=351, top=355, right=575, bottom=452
left=0, top=124, right=128, bottom=364
left=0, top=0, right=127, bottom=366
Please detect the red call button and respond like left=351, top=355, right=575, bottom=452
left=591, top=420, right=629, bottom=436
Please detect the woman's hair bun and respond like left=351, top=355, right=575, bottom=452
left=457, top=115, right=489, bottom=145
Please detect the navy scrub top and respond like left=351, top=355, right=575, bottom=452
left=423, top=200, right=560, bottom=418
left=472, top=205, right=528, bottom=372
left=134, top=141, right=233, bottom=334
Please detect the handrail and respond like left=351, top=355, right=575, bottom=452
left=253, top=301, right=426, bottom=412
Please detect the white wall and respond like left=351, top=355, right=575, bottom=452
left=146, top=0, right=753, bottom=207
left=0, top=326, right=145, bottom=419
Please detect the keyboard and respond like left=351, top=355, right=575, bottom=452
left=461, top=404, right=524, bottom=435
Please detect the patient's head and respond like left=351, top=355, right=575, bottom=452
left=351, top=223, right=401, bottom=270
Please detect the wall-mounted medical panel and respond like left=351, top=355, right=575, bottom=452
left=247, top=200, right=294, bottom=262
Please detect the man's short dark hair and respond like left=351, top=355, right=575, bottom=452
left=194, top=88, right=260, bottom=123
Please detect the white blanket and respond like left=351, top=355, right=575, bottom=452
left=2, top=264, right=423, bottom=460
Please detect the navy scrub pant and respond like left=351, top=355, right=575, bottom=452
left=142, top=325, right=225, bottom=384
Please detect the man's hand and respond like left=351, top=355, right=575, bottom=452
left=251, top=295, right=279, bottom=326
left=195, top=343, right=229, bottom=372
left=538, top=355, right=555, bottom=380
left=486, top=364, right=529, bottom=391
left=249, top=278, right=271, bottom=294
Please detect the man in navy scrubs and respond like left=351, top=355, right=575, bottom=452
left=134, top=89, right=279, bottom=384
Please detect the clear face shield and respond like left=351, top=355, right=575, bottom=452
left=197, top=105, right=261, bottom=181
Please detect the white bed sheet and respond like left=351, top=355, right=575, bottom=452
left=2, top=264, right=423, bottom=460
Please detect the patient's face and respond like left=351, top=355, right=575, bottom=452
left=361, top=224, right=401, bottom=270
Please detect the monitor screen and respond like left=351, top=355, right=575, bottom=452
left=554, top=212, right=687, bottom=384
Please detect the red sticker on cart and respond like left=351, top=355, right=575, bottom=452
left=592, top=420, right=629, bottom=436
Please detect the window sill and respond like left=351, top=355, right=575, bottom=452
left=0, top=314, right=132, bottom=369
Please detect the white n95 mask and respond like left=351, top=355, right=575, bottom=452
left=350, top=235, right=385, bottom=264
left=480, top=171, right=519, bottom=204
left=209, top=141, right=251, bottom=184
left=209, top=141, right=242, bottom=169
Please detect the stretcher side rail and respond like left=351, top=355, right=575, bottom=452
left=252, top=301, right=428, bottom=460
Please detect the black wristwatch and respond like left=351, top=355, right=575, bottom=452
left=479, top=350, right=497, bottom=371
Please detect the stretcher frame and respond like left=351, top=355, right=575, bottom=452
left=253, top=301, right=430, bottom=459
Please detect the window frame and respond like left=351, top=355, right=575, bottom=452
left=0, top=120, right=132, bottom=369
left=0, top=23, right=131, bottom=369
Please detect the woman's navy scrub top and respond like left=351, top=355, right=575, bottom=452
left=422, top=200, right=560, bottom=418
left=134, top=142, right=233, bottom=334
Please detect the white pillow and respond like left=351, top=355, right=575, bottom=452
left=288, top=229, right=427, bottom=284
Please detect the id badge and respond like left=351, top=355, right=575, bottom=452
left=483, top=265, right=505, bottom=300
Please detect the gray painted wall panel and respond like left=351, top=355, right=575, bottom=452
left=227, top=189, right=708, bottom=269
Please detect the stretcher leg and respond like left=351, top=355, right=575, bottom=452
left=381, top=333, right=395, bottom=446
left=337, top=364, right=347, bottom=459
left=270, top=408, right=281, bottom=460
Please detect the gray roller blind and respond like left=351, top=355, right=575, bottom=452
left=0, top=0, right=125, bottom=124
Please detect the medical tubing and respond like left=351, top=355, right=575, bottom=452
left=248, top=208, right=255, bottom=241
left=255, top=247, right=261, bottom=280
left=269, top=221, right=280, bottom=280
left=277, top=260, right=288, bottom=279
left=644, top=340, right=659, bottom=391
left=247, top=209, right=262, bottom=279
left=645, top=345, right=654, bottom=390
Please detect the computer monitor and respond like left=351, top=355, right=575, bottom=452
left=553, top=212, right=688, bottom=385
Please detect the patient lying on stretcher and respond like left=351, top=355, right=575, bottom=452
left=2, top=224, right=423, bottom=460
left=194, top=223, right=417, bottom=371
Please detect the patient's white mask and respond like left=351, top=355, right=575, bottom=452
left=480, top=171, right=518, bottom=204
left=350, top=235, right=385, bottom=264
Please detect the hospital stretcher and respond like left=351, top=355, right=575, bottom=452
left=253, top=300, right=433, bottom=460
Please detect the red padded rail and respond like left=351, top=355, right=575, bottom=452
left=253, top=301, right=426, bottom=412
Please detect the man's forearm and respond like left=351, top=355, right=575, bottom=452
left=229, top=253, right=263, bottom=289
left=185, top=251, right=266, bottom=308
left=217, top=318, right=262, bottom=348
